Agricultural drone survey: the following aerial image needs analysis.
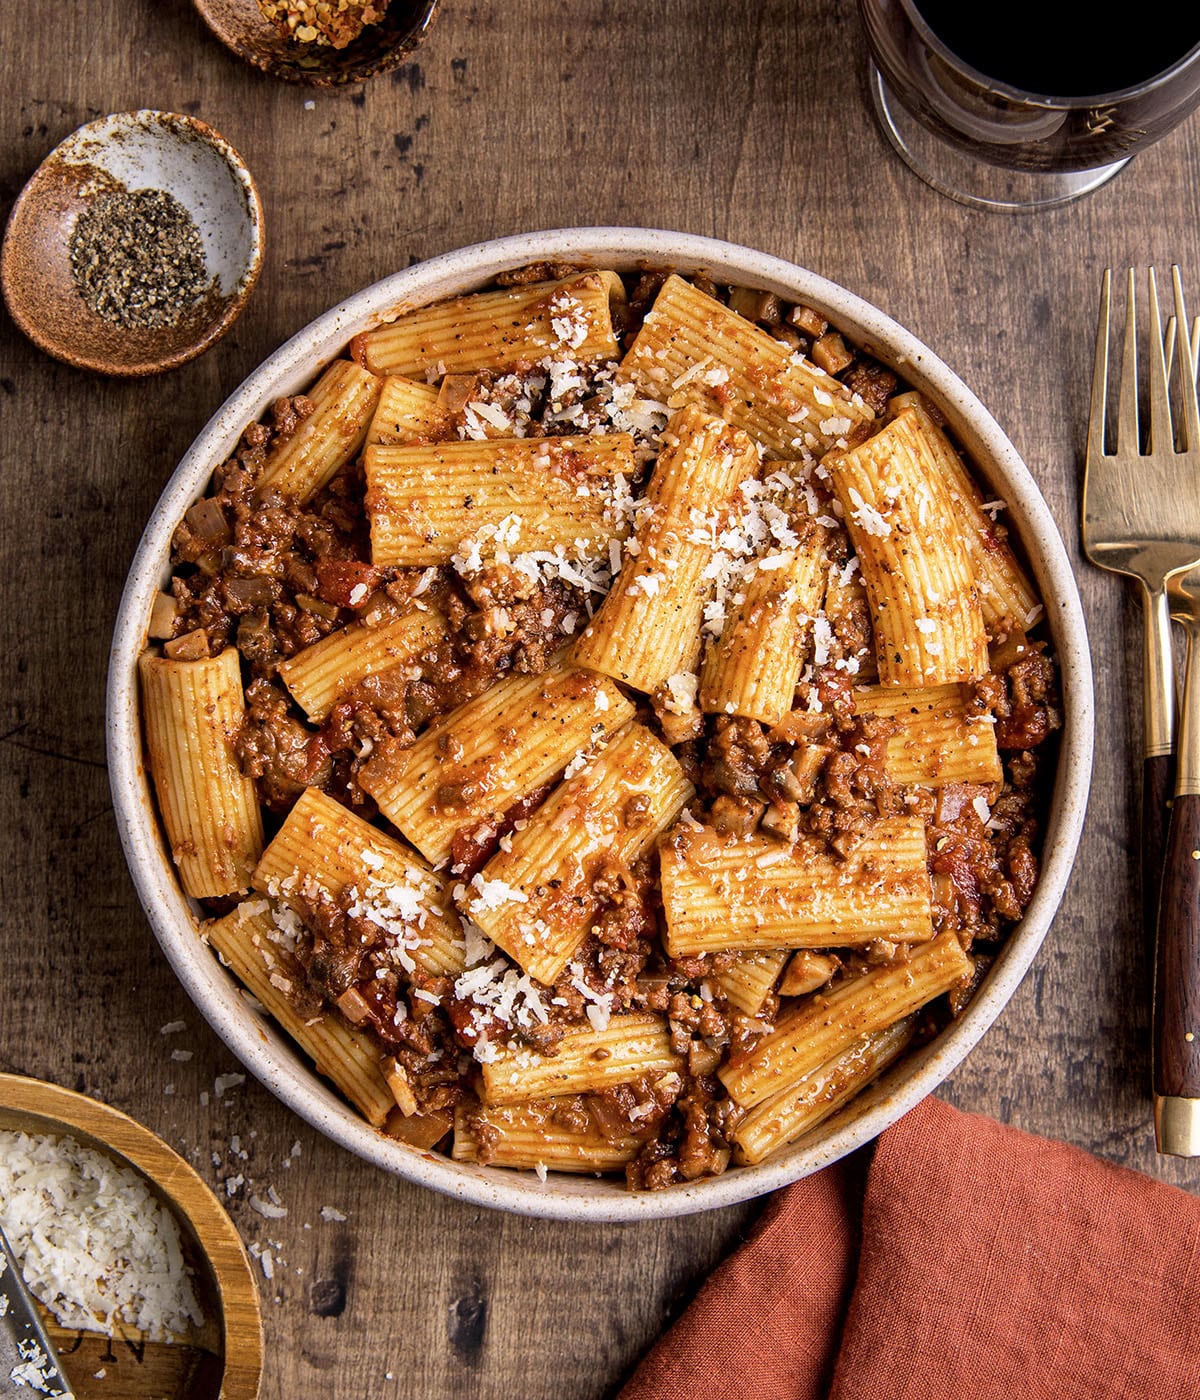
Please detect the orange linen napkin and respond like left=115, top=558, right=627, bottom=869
left=619, top=1097, right=1200, bottom=1399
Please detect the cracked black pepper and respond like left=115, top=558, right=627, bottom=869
left=69, top=188, right=211, bottom=330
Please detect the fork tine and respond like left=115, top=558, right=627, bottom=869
left=1087, top=267, right=1112, bottom=461
left=1117, top=267, right=1141, bottom=456
left=1158, top=314, right=1199, bottom=385
left=1173, top=266, right=1200, bottom=452
left=1147, top=267, right=1173, bottom=455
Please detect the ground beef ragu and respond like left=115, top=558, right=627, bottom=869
left=152, top=266, right=1062, bottom=1189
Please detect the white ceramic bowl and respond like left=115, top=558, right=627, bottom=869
left=107, top=228, right=1093, bottom=1221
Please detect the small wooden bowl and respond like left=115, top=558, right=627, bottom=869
left=193, top=0, right=440, bottom=86
left=0, top=111, right=264, bottom=376
left=0, top=1073, right=263, bottom=1400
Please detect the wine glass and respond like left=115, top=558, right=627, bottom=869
left=859, top=0, right=1200, bottom=212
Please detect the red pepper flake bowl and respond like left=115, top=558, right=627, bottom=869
left=1, top=111, right=264, bottom=377
left=192, top=0, right=440, bottom=86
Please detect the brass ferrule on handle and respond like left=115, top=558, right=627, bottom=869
left=1143, top=581, right=1175, bottom=759
left=1156, top=1094, right=1200, bottom=1156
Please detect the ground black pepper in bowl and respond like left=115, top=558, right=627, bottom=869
left=69, top=188, right=213, bottom=330
left=1, top=109, right=264, bottom=375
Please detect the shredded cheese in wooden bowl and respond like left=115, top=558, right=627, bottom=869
left=0, top=1130, right=205, bottom=1342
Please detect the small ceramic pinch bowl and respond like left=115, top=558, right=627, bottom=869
left=1, top=111, right=264, bottom=376
left=192, top=0, right=440, bottom=86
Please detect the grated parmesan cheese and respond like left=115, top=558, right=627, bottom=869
left=10, top=1337, right=65, bottom=1396
left=847, top=487, right=891, bottom=538
left=0, top=1131, right=204, bottom=1342
left=661, top=670, right=699, bottom=716
left=468, top=872, right=528, bottom=914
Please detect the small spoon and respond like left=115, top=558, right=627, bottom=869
left=0, top=1221, right=75, bottom=1399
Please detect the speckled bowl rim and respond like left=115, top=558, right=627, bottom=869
left=107, top=227, right=1094, bottom=1222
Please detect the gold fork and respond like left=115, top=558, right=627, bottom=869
left=1083, top=266, right=1200, bottom=1154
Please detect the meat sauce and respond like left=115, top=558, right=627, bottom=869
left=157, top=268, right=1061, bottom=1189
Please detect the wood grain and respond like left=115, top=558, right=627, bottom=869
left=1143, top=752, right=1174, bottom=972
left=1154, top=793, right=1200, bottom=1100
left=3, top=2, right=1200, bottom=1397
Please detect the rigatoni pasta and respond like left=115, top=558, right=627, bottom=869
left=360, top=660, right=636, bottom=868
left=352, top=272, right=624, bottom=376
left=452, top=1100, right=641, bottom=1173
left=366, top=374, right=448, bottom=446
left=364, top=432, right=637, bottom=568
left=888, top=392, right=1039, bottom=638
left=617, top=273, right=874, bottom=458
left=824, top=406, right=990, bottom=687
left=140, top=258, right=1061, bottom=1192
left=572, top=405, right=758, bottom=693
left=659, top=817, right=934, bottom=957
left=253, top=786, right=465, bottom=978
left=256, top=359, right=382, bottom=503
left=207, top=905, right=396, bottom=1128
left=465, top=721, right=693, bottom=985
left=730, top=1017, right=917, bottom=1166
left=718, top=933, right=972, bottom=1109
left=479, top=1011, right=682, bottom=1105
left=852, top=682, right=1003, bottom=787
left=713, top=951, right=790, bottom=1017
left=139, top=647, right=263, bottom=899
left=278, top=607, right=446, bottom=723
left=698, top=515, right=828, bottom=725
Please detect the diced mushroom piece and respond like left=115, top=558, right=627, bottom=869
left=336, top=986, right=375, bottom=1025
left=760, top=800, right=799, bottom=843
left=148, top=591, right=178, bottom=640
left=384, top=1107, right=452, bottom=1150
left=652, top=675, right=704, bottom=744
left=778, top=950, right=840, bottom=998
left=437, top=374, right=483, bottom=416
left=184, top=497, right=232, bottom=549
left=382, top=1056, right=419, bottom=1116
left=163, top=628, right=211, bottom=662
left=295, top=593, right=341, bottom=622
left=688, top=1040, right=722, bottom=1076
left=788, top=304, right=828, bottom=337
left=769, top=709, right=833, bottom=746
left=788, top=743, right=831, bottom=804
left=727, top=286, right=783, bottom=326
left=709, top=794, right=765, bottom=836
left=812, top=331, right=854, bottom=376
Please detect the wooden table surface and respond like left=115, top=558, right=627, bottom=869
left=3, top=3, right=1200, bottom=1396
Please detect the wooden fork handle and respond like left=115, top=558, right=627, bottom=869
left=1143, top=753, right=1175, bottom=970
left=1154, top=790, right=1200, bottom=1152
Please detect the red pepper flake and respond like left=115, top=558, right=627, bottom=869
left=257, top=0, right=388, bottom=49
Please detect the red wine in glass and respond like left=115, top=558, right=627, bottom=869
left=859, top=0, right=1200, bottom=209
